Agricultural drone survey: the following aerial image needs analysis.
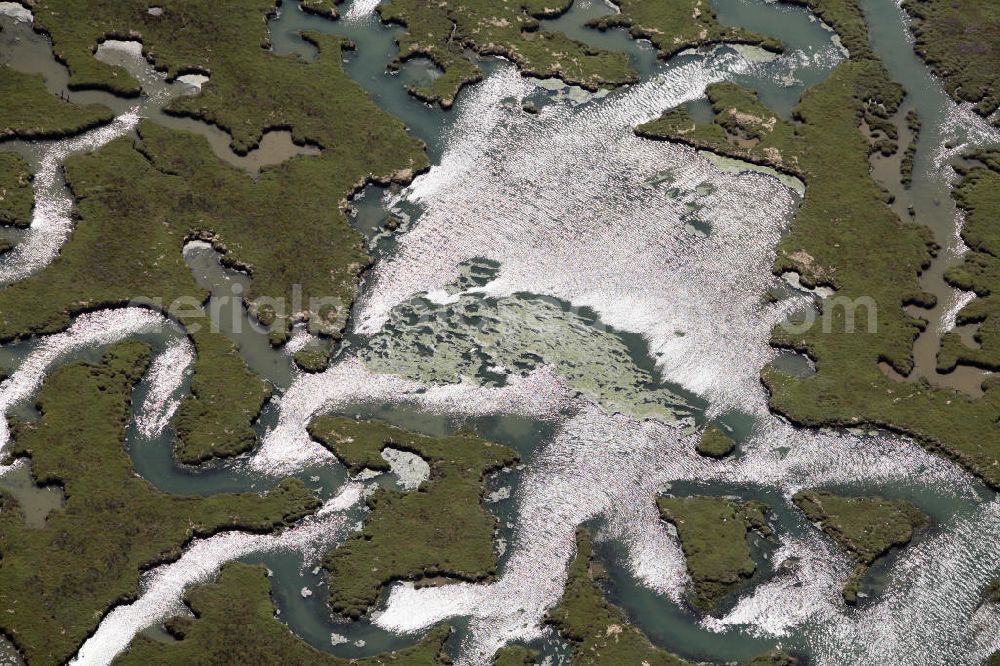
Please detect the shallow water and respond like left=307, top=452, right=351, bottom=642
left=713, top=0, right=846, bottom=117
left=351, top=54, right=814, bottom=414
left=0, top=12, right=320, bottom=287
left=0, top=0, right=997, bottom=664
left=0, top=458, right=63, bottom=528
left=331, top=0, right=998, bottom=662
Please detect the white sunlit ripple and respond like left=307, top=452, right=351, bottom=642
left=354, top=54, right=812, bottom=414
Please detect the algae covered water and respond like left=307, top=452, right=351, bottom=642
left=0, top=0, right=997, bottom=664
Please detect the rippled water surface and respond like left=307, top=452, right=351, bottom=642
left=0, top=0, right=998, bottom=664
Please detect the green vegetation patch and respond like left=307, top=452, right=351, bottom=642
left=545, top=529, right=692, bottom=665
left=902, top=0, right=1000, bottom=123
left=300, top=0, right=338, bottom=19
left=590, top=0, right=781, bottom=60
left=695, top=423, right=736, bottom=458
left=900, top=109, right=920, bottom=188
left=0, top=64, right=113, bottom=140
left=0, top=343, right=318, bottom=664
left=493, top=645, right=540, bottom=665
left=117, top=562, right=450, bottom=665
left=0, top=153, right=32, bottom=228
left=309, top=416, right=519, bottom=618
left=792, top=489, right=927, bottom=604
left=636, top=72, right=888, bottom=178
left=657, top=495, right=772, bottom=613
left=985, top=577, right=1000, bottom=604
left=293, top=347, right=330, bottom=373
left=31, top=1, right=420, bottom=160
left=380, top=0, right=636, bottom=108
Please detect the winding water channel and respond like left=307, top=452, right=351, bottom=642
left=0, top=0, right=997, bottom=663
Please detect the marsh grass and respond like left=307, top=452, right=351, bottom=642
left=309, top=416, right=519, bottom=619
left=937, top=152, right=1000, bottom=372
left=0, top=5, right=429, bottom=462
left=589, top=0, right=781, bottom=59
left=0, top=65, right=113, bottom=141
left=902, top=0, right=1000, bottom=123
left=695, top=423, right=736, bottom=458
left=381, top=0, right=635, bottom=108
